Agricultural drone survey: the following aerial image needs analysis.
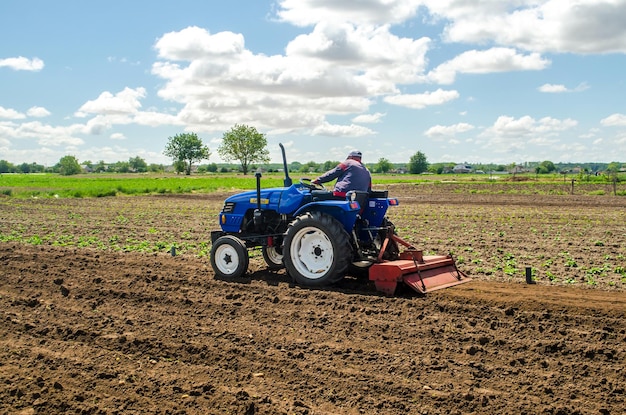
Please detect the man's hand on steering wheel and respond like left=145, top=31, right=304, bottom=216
left=300, top=178, right=325, bottom=191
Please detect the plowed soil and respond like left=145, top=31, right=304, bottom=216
left=1, top=184, right=625, bottom=415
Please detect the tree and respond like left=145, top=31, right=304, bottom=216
left=57, top=155, right=82, bottom=176
left=376, top=158, right=392, bottom=174
left=299, top=161, right=319, bottom=173
left=173, top=160, right=186, bottom=175
left=164, top=132, right=211, bottom=175
left=218, top=124, right=270, bottom=175
left=112, top=161, right=130, bottom=173
left=322, top=160, right=339, bottom=171
left=148, top=163, right=164, bottom=173
left=289, top=161, right=302, bottom=172
left=129, top=156, right=148, bottom=173
left=408, top=151, right=429, bottom=174
left=94, top=160, right=107, bottom=173
left=0, top=160, right=15, bottom=173
left=428, top=162, right=452, bottom=174
left=606, top=161, right=621, bottom=184
left=535, top=165, right=546, bottom=176
left=20, top=162, right=44, bottom=173
left=539, top=160, right=556, bottom=173
left=606, top=161, right=621, bottom=174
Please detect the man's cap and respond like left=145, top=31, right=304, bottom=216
left=347, top=150, right=362, bottom=159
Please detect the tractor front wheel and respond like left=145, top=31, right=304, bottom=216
left=210, top=235, right=249, bottom=279
left=283, top=211, right=351, bottom=286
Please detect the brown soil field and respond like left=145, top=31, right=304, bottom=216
left=1, top=184, right=625, bottom=414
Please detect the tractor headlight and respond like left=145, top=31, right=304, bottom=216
left=349, top=191, right=357, bottom=202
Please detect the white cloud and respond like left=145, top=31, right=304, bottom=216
left=110, top=133, right=126, bottom=140
left=152, top=22, right=429, bottom=136
left=352, top=112, right=385, bottom=123
left=82, top=116, right=115, bottom=135
left=0, top=106, right=25, bottom=120
left=26, top=106, right=51, bottom=118
left=487, top=115, right=577, bottom=137
left=616, top=132, right=626, bottom=145
left=276, top=0, right=626, bottom=55
left=535, top=116, right=578, bottom=132
left=601, top=113, right=626, bottom=126
left=107, top=56, right=141, bottom=66
left=538, top=83, right=568, bottom=93
left=13, top=121, right=85, bottom=147
left=428, top=48, right=550, bottom=84
left=133, top=111, right=181, bottom=127
left=424, top=0, right=626, bottom=54
left=0, top=106, right=51, bottom=120
left=0, top=56, right=44, bottom=71
left=477, top=115, right=579, bottom=155
left=286, top=22, right=431, bottom=92
left=1, top=117, right=112, bottom=148
left=538, top=82, right=590, bottom=93
left=384, top=89, right=459, bottom=109
left=147, top=2, right=608, bottom=142
left=75, top=87, right=146, bottom=117
left=155, top=26, right=245, bottom=60
left=275, top=0, right=422, bottom=26
left=311, top=122, right=375, bottom=137
left=425, top=122, right=475, bottom=139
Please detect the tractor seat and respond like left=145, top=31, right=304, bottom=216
left=311, top=190, right=345, bottom=201
left=369, top=189, right=388, bottom=198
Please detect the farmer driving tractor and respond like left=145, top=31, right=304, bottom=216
left=312, top=150, right=372, bottom=197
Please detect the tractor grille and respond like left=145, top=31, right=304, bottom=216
left=222, top=202, right=236, bottom=213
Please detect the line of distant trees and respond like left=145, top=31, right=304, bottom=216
left=2, top=155, right=624, bottom=178
left=0, top=156, right=166, bottom=175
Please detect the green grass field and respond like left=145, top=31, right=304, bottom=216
left=0, top=173, right=289, bottom=198
left=0, top=171, right=624, bottom=198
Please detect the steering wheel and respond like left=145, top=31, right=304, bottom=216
left=300, top=178, right=325, bottom=191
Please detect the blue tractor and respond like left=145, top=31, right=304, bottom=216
left=210, top=144, right=470, bottom=295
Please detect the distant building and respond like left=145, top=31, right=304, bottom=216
left=452, top=164, right=472, bottom=173
left=510, top=165, right=531, bottom=174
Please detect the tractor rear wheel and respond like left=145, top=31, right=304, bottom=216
left=210, top=235, right=249, bottom=279
left=283, top=211, right=351, bottom=286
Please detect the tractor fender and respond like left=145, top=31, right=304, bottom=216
left=293, top=201, right=360, bottom=233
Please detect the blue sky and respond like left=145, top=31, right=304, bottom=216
left=2, top=0, right=626, bottom=167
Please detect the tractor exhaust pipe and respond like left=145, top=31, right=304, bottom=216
left=253, top=171, right=263, bottom=230
left=255, top=171, right=262, bottom=210
left=279, top=143, right=292, bottom=187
